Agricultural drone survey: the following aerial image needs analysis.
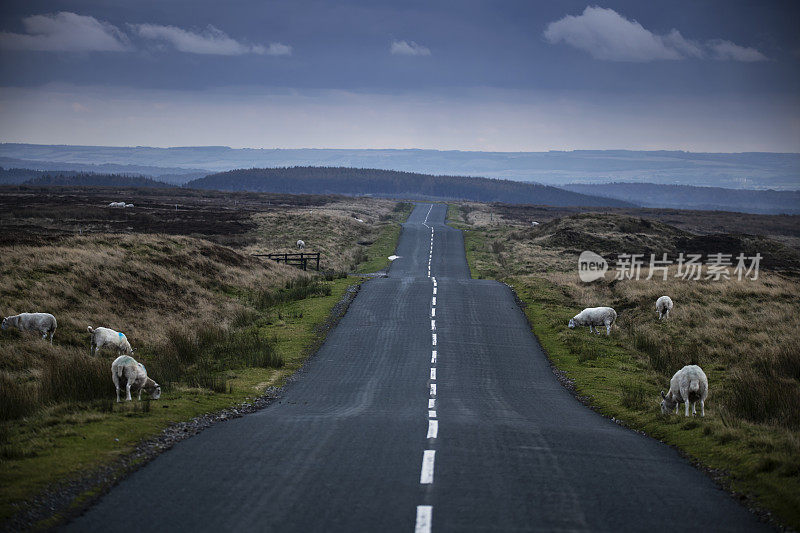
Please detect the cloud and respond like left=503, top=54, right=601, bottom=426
left=390, top=40, right=431, bottom=56
left=707, top=40, right=768, bottom=62
left=132, top=23, right=290, bottom=56
left=544, top=6, right=767, bottom=62
left=0, top=12, right=130, bottom=52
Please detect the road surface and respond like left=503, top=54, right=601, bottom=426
left=66, top=203, right=765, bottom=532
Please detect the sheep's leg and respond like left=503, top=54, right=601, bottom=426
left=138, top=388, right=143, bottom=401
left=674, top=404, right=678, bottom=414
left=588, top=325, right=593, bottom=333
left=692, top=402, right=697, bottom=415
left=605, top=324, right=611, bottom=335
left=125, top=381, right=132, bottom=401
left=701, top=400, right=705, bottom=417
left=115, top=386, right=121, bottom=402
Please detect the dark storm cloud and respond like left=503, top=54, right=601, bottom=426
left=0, top=1, right=797, bottom=151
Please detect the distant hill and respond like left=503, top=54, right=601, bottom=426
left=0, top=156, right=207, bottom=184
left=186, top=167, right=634, bottom=207
left=0, top=167, right=79, bottom=185
left=562, top=182, right=800, bottom=215
left=2, top=144, right=798, bottom=189
left=24, top=173, right=173, bottom=188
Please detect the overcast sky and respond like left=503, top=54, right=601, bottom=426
left=0, top=1, right=798, bottom=152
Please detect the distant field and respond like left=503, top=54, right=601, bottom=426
left=449, top=202, right=800, bottom=528
left=0, top=187, right=411, bottom=527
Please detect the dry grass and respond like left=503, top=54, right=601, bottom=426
left=0, top=233, right=305, bottom=421
left=246, top=198, right=403, bottom=272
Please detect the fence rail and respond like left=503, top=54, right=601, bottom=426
left=252, top=252, right=321, bottom=271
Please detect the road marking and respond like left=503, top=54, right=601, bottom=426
left=433, top=287, right=437, bottom=295
left=415, top=506, right=433, bottom=533
left=430, top=384, right=436, bottom=396
left=432, top=297, right=436, bottom=306
left=431, top=277, right=436, bottom=283
left=430, top=368, right=436, bottom=380
left=427, top=419, right=438, bottom=438
left=431, top=350, right=437, bottom=362
left=431, top=320, right=436, bottom=331
left=429, top=398, right=435, bottom=408
left=431, top=308, right=435, bottom=317
left=429, top=410, right=437, bottom=418
left=432, top=333, right=437, bottom=346
left=420, top=450, right=436, bottom=484
left=423, top=204, right=433, bottom=224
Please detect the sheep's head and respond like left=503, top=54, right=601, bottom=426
left=149, top=382, right=161, bottom=400
left=568, top=318, right=576, bottom=329
left=1, top=318, right=6, bottom=330
left=660, top=390, right=676, bottom=414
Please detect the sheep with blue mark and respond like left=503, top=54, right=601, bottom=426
left=88, top=326, right=134, bottom=356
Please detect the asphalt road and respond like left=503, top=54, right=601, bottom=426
left=65, top=203, right=765, bottom=532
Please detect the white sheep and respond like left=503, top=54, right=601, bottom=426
left=568, top=306, right=617, bottom=336
left=125, top=203, right=134, bottom=208
left=1, top=313, right=57, bottom=344
left=296, top=239, right=305, bottom=249
left=111, top=355, right=161, bottom=402
left=88, top=326, right=134, bottom=356
left=531, top=221, right=540, bottom=226
left=656, top=295, right=673, bottom=320
left=108, top=202, right=126, bottom=208
left=661, top=365, right=708, bottom=417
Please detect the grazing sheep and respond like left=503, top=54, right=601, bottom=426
left=661, top=365, right=708, bottom=417
left=1, top=313, right=57, bottom=344
left=568, top=306, right=617, bottom=336
left=296, top=239, right=305, bottom=249
left=531, top=221, right=540, bottom=226
left=108, top=201, right=126, bottom=208
left=88, top=326, right=134, bottom=356
left=656, top=295, right=674, bottom=320
left=125, top=203, right=134, bottom=208
left=111, top=355, right=161, bottom=402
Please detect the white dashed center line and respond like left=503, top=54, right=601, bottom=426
left=430, top=384, right=436, bottom=396
left=431, top=308, right=435, bottom=317
left=431, top=320, right=436, bottom=331
left=415, top=506, right=433, bottom=533
left=431, top=350, right=437, bottom=363
left=429, top=399, right=435, bottom=408
left=430, top=368, right=436, bottom=380
left=420, top=450, right=436, bottom=484
left=432, top=297, right=436, bottom=306
left=427, top=420, right=438, bottom=439
left=432, top=333, right=437, bottom=346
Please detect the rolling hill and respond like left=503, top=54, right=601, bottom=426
left=186, top=167, right=634, bottom=207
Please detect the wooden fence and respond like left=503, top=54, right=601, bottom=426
left=252, top=252, right=321, bottom=271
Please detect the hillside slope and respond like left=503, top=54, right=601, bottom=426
left=563, top=182, right=800, bottom=214
left=24, top=173, right=173, bottom=188
left=187, top=167, right=634, bottom=207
